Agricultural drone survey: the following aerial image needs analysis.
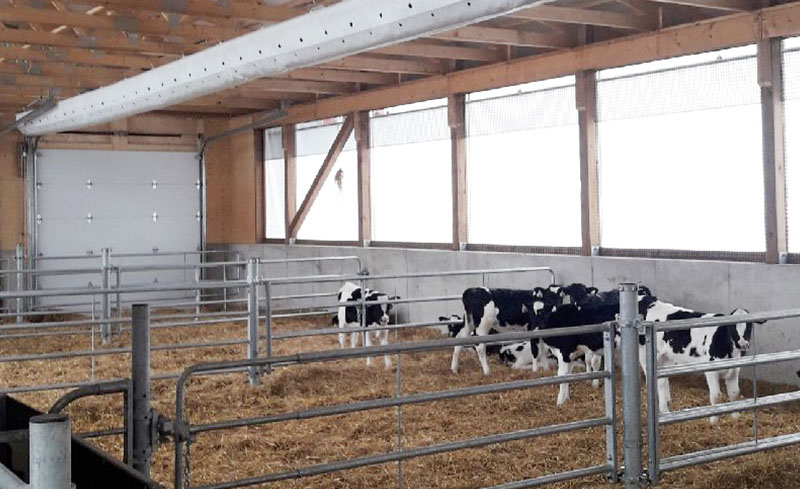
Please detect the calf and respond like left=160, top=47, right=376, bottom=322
left=439, top=315, right=502, bottom=355
left=539, top=303, right=618, bottom=405
left=498, top=341, right=558, bottom=370
left=557, top=283, right=600, bottom=307
left=452, top=287, right=558, bottom=375
left=337, top=282, right=397, bottom=369
left=638, top=300, right=761, bottom=424
left=540, top=287, right=656, bottom=405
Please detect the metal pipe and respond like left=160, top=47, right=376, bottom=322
left=49, top=379, right=130, bottom=414
left=101, top=248, right=111, bottom=344
left=24, top=136, right=38, bottom=313
left=603, top=327, right=618, bottom=482
left=246, top=259, right=260, bottom=385
left=264, top=282, right=272, bottom=371
left=659, top=389, right=800, bottom=425
left=619, top=282, right=641, bottom=489
left=658, top=347, right=800, bottom=377
left=0, top=99, right=55, bottom=136
left=484, top=465, right=611, bottom=489
left=29, top=413, right=71, bottom=489
left=645, top=321, right=660, bottom=485
left=192, top=418, right=611, bottom=489
left=131, top=303, right=152, bottom=477
left=659, top=432, right=800, bottom=473
left=190, top=370, right=607, bottom=434
left=15, top=243, right=23, bottom=323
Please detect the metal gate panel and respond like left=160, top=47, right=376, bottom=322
left=35, top=149, right=201, bottom=309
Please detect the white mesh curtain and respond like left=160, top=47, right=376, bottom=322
left=783, top=37, right=800, bottom=252
left=264, top=127, right=285, bottom=240
left=295, top=118, right=358, bottom=241
left=370, top=100, right=452, bottom=243
left=466, top=77, right=581, bottom=247
left=597, top=45, right=765, bottom=252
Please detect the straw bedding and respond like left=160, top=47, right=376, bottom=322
left=2, top=313, right=800, bottom=489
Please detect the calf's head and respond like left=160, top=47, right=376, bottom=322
left=728, top=308, right=765, bottom=350
left=440, top=315, right=465, bottom=337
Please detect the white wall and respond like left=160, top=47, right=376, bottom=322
left=215, top=243, right=800, bottom=386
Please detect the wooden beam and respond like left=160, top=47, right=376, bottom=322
left=242, top=78, right=355, bottom=94
left=354, top=111, right=372, bottom=245
left=646, top=0, right=758, bottom=11
left=448, top=94, right=468, bottom=250
left=322, top=55, right=446, bottom=75
left=576, top=70, right=600, bottom=256
left=0, top=6, right=233, bottom=40
left=0, top=60, right=139, bottom=83
left=0, top=44, right=165, bottom=70
left=372, top=41, right=504, bottom=62
left=0, top=27, right=187, bottom=55
left=432, top=25, right=573, bottom=48
left=281, top=68, right=398, bottom=86
left=288, top=114, right=355, bottom=238
left=275, top=2, right=800, bottom=125
left=58, top=0, right=302, bottom=23
left=509, top=5, right=656, bottom=30
left=758, top=38, right=787, bottom=264
left=283, top=123, right=297, bottom=241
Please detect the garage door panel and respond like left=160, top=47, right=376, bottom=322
left=38, top=185, right=199, bottom=219
left=38, top=150, right=199, bottom=185
left=36, top=149, right=201, bottom=310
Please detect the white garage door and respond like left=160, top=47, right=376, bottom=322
left=36, top=149, right=201, bottom=308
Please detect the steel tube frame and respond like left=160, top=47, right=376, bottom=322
left=15, top=243, right=23, bottom=323
left=619, top=283, right=641, bottom=489
left=131, top=303, right=152, bottom=477
left=101, top=248, right=111, bottom=344
left=173, top=322, right=613, bottom=489
left=28, top=414, right=71, bottom=489
left=246, top=260, right=260, bottom=385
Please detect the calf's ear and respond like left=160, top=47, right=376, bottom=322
left=439, top=316, right=448, bottom=321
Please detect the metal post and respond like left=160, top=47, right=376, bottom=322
left=645, top=320, right=660, bottom=485
left=264, top=281, right=272, bottom=371
left=603, top=324, right=618, bottom=482
left=131, top=303, right=152, bottom=477
left=28, top=413, right=71, bottom=489
left=115, top=267, right=122, bottom=328
left=101, top=248, right=111, bottom=344
left=222, top=265, right=228, bottom=312
left=194, top=266, right=201, bottom=319
left=619, top=282, right=642, bottom=489
left=246, top=259, right=261, bottom=385
left=15, top=243, right=23, bottom=323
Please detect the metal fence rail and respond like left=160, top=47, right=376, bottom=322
left=172, top=323, right=618, bottom=489
left=643, top=306, right=800, bottom=485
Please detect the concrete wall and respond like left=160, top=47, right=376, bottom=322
left=216, top=243, right=800, bottom=386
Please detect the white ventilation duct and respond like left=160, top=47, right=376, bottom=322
left=18, top=0, right=553, bottom=136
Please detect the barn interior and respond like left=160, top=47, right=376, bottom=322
left=3, top=1, right=800, bottom=489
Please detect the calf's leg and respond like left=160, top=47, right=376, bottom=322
left=556, top=354, right=571, bottom=406
left=380, top=330, right=392, bottom=370
left=364, top=328, right=373, bottom=367
left=450, top=322, right=472, bottom=374
left=725, top=368, right=741, bottom=419
left=705, top=371, right=723, bottom=425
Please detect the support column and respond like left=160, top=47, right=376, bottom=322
left=758, top=38, right=788, bottom=264
left=246, top=259, right=261, bottom=386
left=282, top=123, right=297, bottom=244
left=100, top=247, right=111, bottom=344
left=28, top=414, right=71, bottom=489
left=131, top=303, right=152, bottom=478
left=448, top=93, right=468, bottom=251
left=619, top=283, right=642, bottom=489
left=354, top=111, right=372, bottom=246
left=576, top=70, right=600, bottom=256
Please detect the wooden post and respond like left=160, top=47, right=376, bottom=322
left=354, top=111, right=372, bottom=246
left=282, top=123, right=296, bottom=243
left=758, top=38, right=787, bottom=264
left=576, top=69, right=600, bottom=256
left=448, top=93, right=468, bottom=251
left=253, top=128, right=265, bottom=241
left=288, top=115, right=355, bottom=238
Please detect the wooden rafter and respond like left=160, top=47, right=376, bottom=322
left=509, top=5, right=657, bottom=30
left=288, top=114, right=355, bottom=238
left=645, top=0, right=759, bottom=11
left=432, top=25, right=573, bottom=48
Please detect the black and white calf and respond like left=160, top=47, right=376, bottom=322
left=498, top=341, right=558, bottom=370
left=337, top=282, right=397, bottom=369
left=452, top=287, right=558, bottom=375
left=439, top=315, right=502, bottom=355
left=638, top=299, right=762, bottom=424
left=539, top=302, right=618, bottom=405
